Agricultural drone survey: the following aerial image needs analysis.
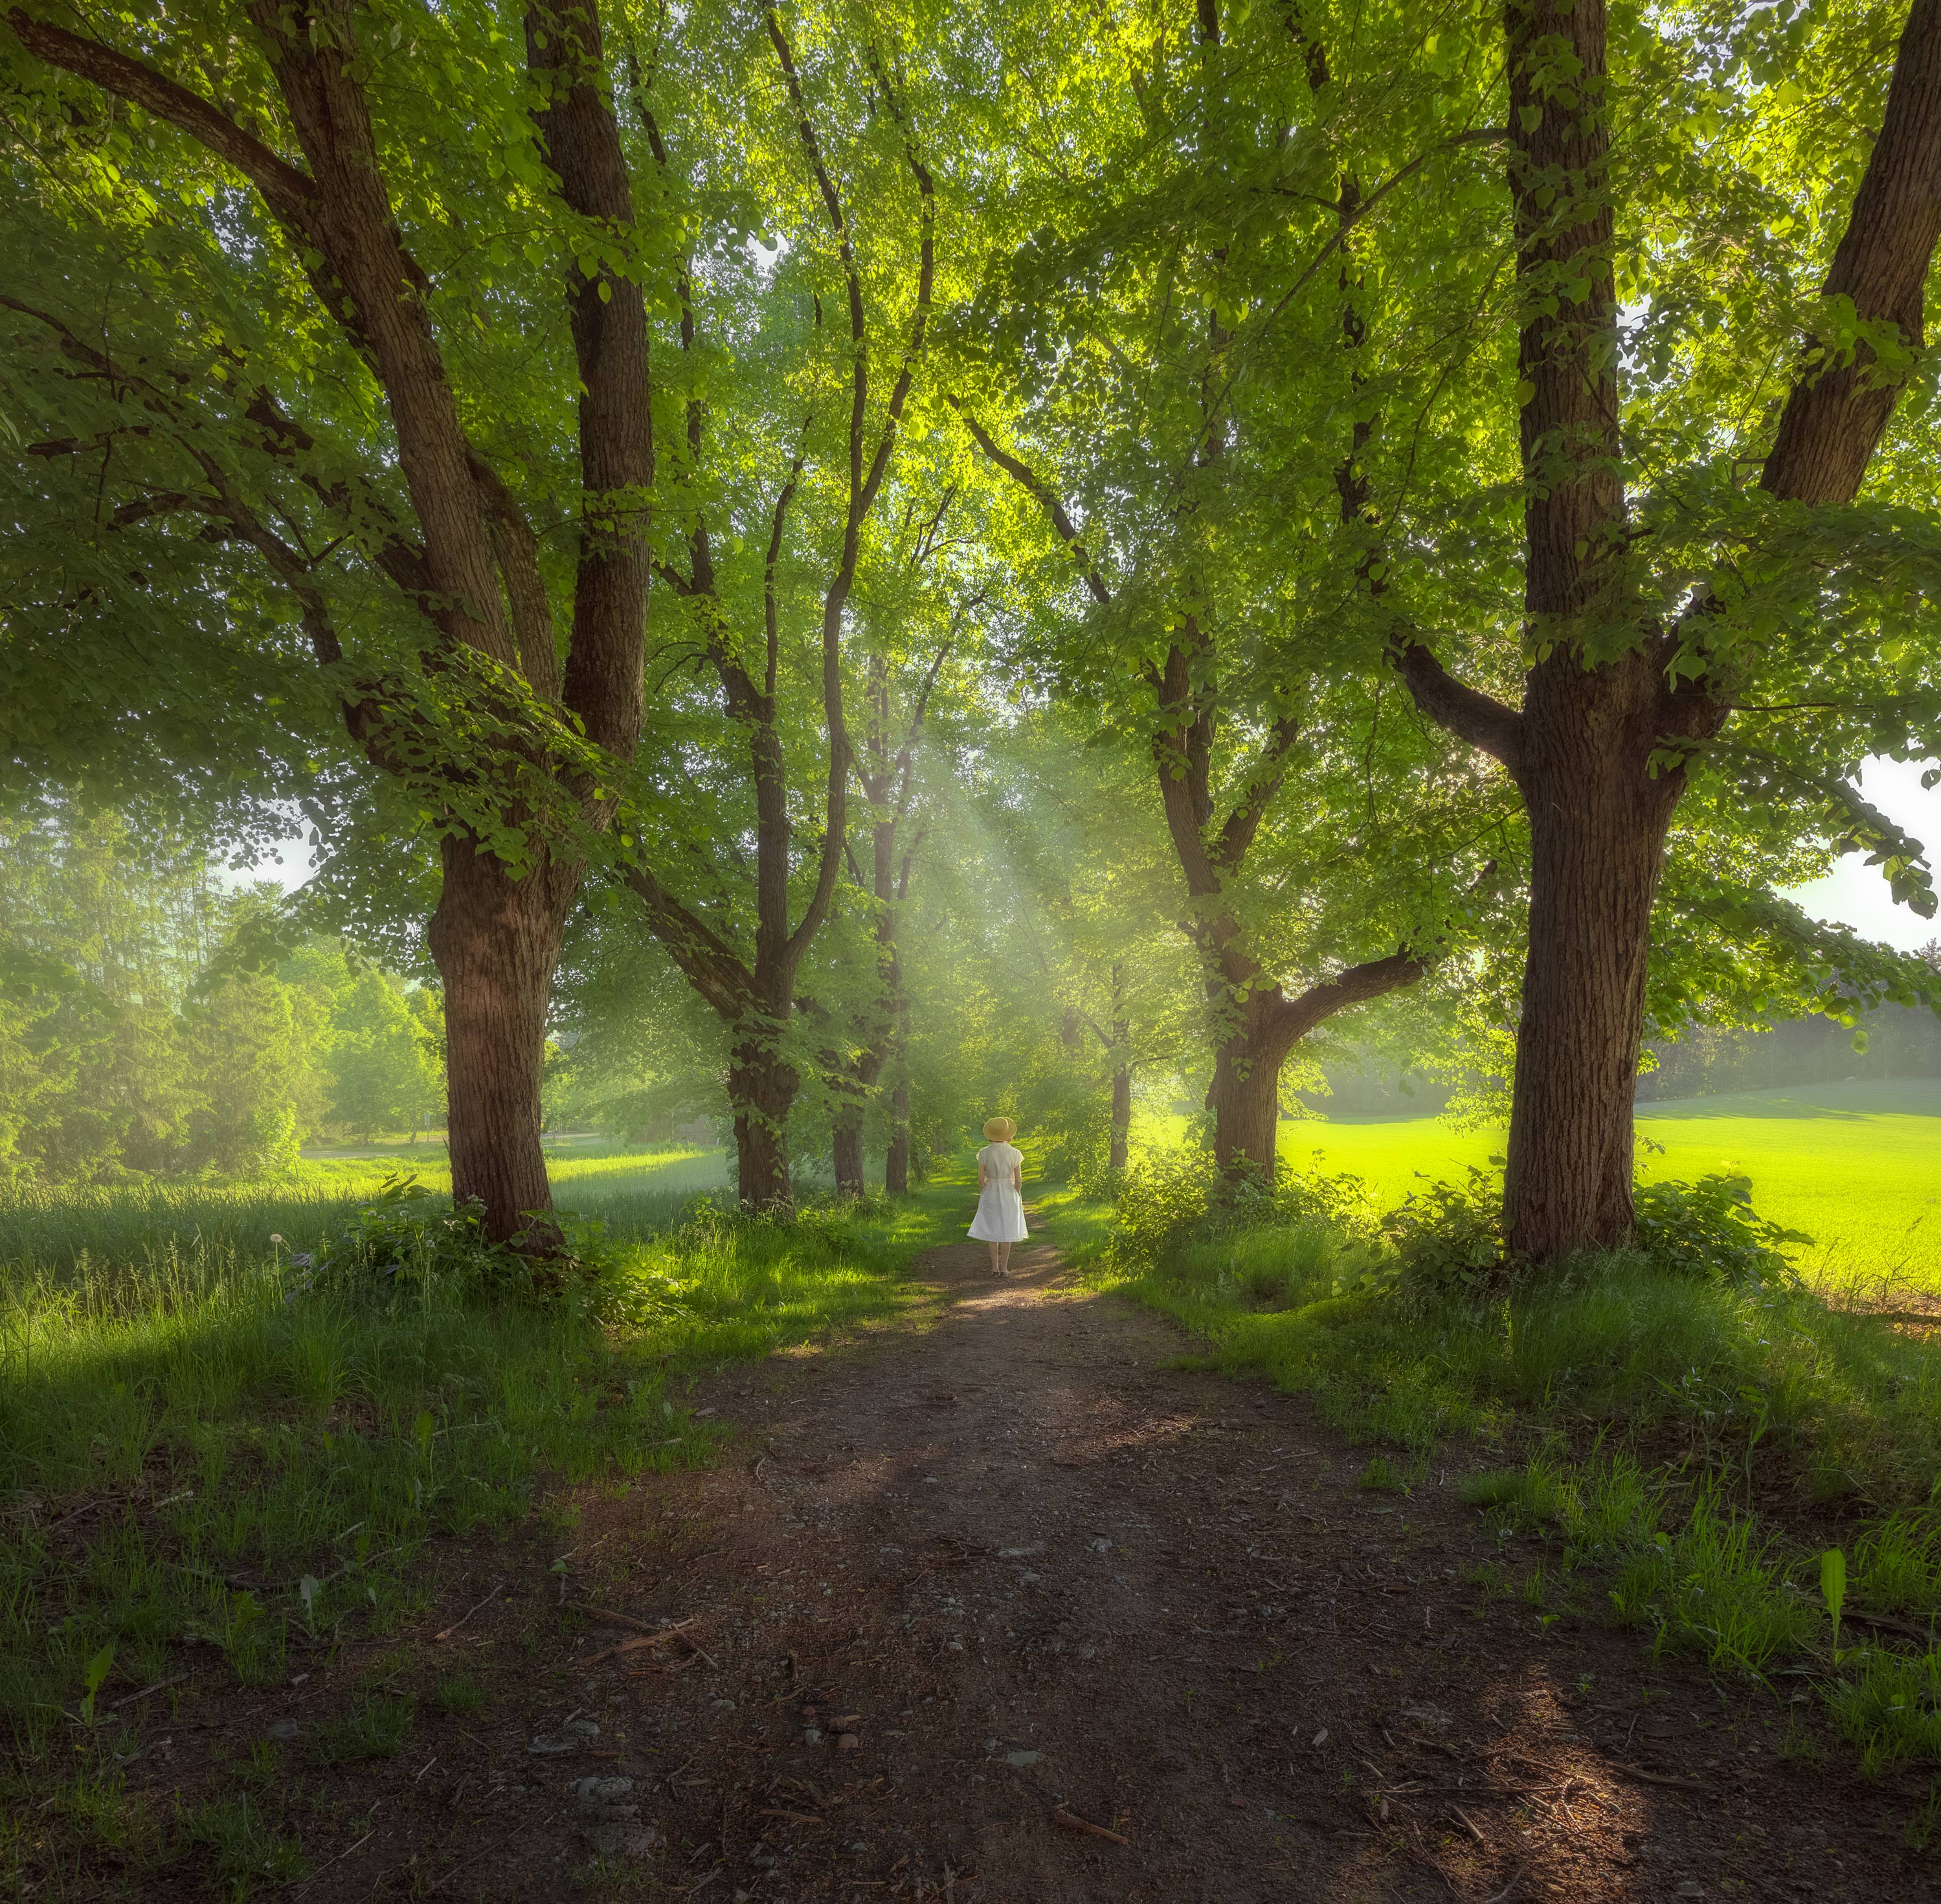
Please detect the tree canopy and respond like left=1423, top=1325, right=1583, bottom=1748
left=6, top=0, right=1941, bottom=1259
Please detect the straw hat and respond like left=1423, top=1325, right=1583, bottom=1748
left=983, top=1116, right=1016, bottom=1142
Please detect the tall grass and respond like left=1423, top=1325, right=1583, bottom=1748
left=0, top=1167, right=947, bottom=1778
left=0, top=1146, right=733, bottom=1280
left=1086, top=1224, right=1941, bottom=1509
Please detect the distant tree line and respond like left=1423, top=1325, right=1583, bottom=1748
left=1640, top=946, right=1941, bottom=1101
left=0, top=802, right=442, bottom=1185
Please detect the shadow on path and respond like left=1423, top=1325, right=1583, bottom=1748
left=372, top=1222, right=1914, bottom=1901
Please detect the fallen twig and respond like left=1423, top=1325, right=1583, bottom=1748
left=1445, top=1805, right=1485, bottom=1845
left=583, top=1620, right=697, bottom=1666
left=758, top=1807, right=823, bottom=1826
left=111, top=1674, right=186, bottom=1711
left=1615, top=1765, right=1705, bottom=1792
left=427, top=1809, right=555, bottom=1893
left=1004, top=1764, right=1129, bottom=1846
left=1843, top=1606, right=1934, bottom=1643
left=433, top=1579, right=502, bottom=1643
left=1482, top=1867, right=1525, bottom=1904
left=566, top=1601, right=686, bottom=1636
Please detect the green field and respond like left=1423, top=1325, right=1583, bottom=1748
left=0, top=1144, right=733, bottom=1279
left=1137, top=1080, right=1941, bottom=1292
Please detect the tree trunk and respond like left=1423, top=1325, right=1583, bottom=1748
left=832, top=1110, right=865, bottom=1198
left=1206, top=1018, right=1283, bottom=1179
left=427, top=835, right=575, bottom=1244
left=884, top=1076, right=910, bottom=1194
left=728, top=1033, right=796, bottom=1211
left=1501, top=653, right=1678, bottom=1260
left=1110, top=1049, right=1130, bottom=1173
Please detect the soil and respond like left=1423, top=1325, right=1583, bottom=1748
left=113, top=1236, right=1938, bottom=1901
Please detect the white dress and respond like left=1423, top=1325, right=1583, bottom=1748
left=969, top=1141, right=1027, bottom=1242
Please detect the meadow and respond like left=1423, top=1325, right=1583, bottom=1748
left=1140, top=1079, right=1941, bottom=1292
left=0, top=1143, right=734, bottom=1282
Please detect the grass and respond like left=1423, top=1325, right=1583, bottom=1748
left=0, top=1152, right=967, bottom=1887
left=1205, top=1077, right=1941, bottom=1292
left=1057, top=1110, right=1941, bottom=1787
left=0, top=1144, right=735, bottom=1279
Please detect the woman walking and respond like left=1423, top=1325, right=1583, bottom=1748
left=969, top=1116, right=1027, bottom=1276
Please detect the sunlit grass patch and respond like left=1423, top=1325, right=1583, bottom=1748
left=0, top=1145, right=737, bottom=1281
left=0, top=1172, right=951, bottom=1782
left=1219, top=1079, right=1941, bottom=1292
left=1068, top=1147, right=1941, bottom=1782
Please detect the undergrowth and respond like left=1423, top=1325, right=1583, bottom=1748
left=1054, top=1148, right=1941, bottom=1784
left=0, top=1173, right=944, bottom=1852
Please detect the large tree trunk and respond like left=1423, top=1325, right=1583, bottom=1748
left=728, top=1031, right=796, bottom=1211
left=831, top=1110, right=865, bottom=1198
left=1206, top=1014, right=1283, bottom=1179
left=1502, top=653, right=1679, bottom=1259
left=884, top=1075, right=910, bottom=1194
left=428, top=835, right=576, bottom=1244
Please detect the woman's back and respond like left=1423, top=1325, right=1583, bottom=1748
left=969, top=1135, right=1026, bottom=1251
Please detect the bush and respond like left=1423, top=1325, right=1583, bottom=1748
left=1632, top=1172, right=1808, bottom=1287
left=1379, top=1165, right=1808, bottom=1308
left=1106, top=1148, right=1369, bottom=1271
left=293, top=1174, right=527, bottom=1305
left=291, top=1174, right=680, bottom=1321
left=1379, top=1163, right=1504, bottom=1308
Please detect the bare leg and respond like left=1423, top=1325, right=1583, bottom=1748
left=987, top=1240, right=1004, bottom=1278
left=997, top=1240, right=1013, bottom=1275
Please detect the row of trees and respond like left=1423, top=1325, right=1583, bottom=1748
left=0, top=803, right=442, bottom=1182
left=6, top=0, right=1941, bottom=1261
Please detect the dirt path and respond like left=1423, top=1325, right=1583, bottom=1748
left=264, top=1235, right=1924, bottom=1901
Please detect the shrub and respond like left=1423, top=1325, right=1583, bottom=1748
left=1631, top=1173, right=1809, bottom=1287
left=1379, top=1165, right=1807, bottom=1308
left=1379, top=1163, right=1504, bottom=1308
left=291, top=1175, right=683, bottom=1323
left=1107, top=1148, right=1369, bottom=1271
left=293, top=1174, right=531, bottom=1305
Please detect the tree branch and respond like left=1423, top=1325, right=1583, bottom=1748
left=1389, top=638, right=1525, bottom=778
left=1275, top=947, right=1426, bottom=1049
left=764, top=431, right=811, bottom=706
left=1211, top=713, right=1300, bottom=871
left=4, top=10, right=320, bottom=233
left=469, top=452, right=560, bottom=703
left=1760, top=0, right=1941, bottom=507
left=528, top=0, right=654, bottom=756
left=618, top=864, right=754, bottom=1020
left=951, top=401, right=1114, bottom=606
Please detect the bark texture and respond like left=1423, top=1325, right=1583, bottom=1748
left=430, top=840, right=576, bottom=1240
left=1109, top=1049, right=1132, bottom=1174
left=832, top=1113, right=866, bottom=1199
left=729, top=1033, right=796, bottom=1211
left=1497, top=0, right=1649, bottom=1259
